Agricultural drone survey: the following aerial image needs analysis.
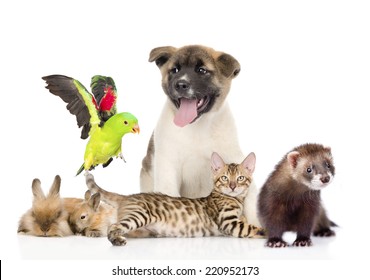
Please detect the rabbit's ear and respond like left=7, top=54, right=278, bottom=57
left=48, top=175, right=61, bottom=198
left=32, top=178, right=45, bottom=200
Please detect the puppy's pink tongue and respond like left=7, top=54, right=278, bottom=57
left=174, top=99, right=198, bottom=127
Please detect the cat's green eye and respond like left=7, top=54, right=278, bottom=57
left=237, top=176, right=245, bottom=181
left=221, top=176, right=228, bottom=181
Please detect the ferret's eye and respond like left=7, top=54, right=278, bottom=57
left=325, top=162, right=331, bottom=169
left=221, top=176, right=228, bottom=181
left=80, top=215, right=86, bottom=220
left=306, top=167, right=312, bottom=173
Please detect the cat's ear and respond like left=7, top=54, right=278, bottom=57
left=88, top=192, right=101, bottom=211
left=241, top=152, right=256, bottom=174
left=211, top=152, right=225, bottom=174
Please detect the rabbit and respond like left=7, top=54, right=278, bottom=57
left=68, top=190, right=116, bottom=237
left=17, top=175, right=74, bottom=237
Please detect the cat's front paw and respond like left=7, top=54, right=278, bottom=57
left=292, top=237, right=312, bottom=247
left=252, top=227, right=267, bottom=238
left=108, top=224, right=127, bottom=246
left=266, top=237, right=287, bottom=248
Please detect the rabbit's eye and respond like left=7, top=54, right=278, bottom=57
left=80, top=215, right=86, bottom=220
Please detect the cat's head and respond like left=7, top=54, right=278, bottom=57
left=211, top=152, right=256, bottom=198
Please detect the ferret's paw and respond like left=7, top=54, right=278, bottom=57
left=292, top=238, right=312, bottom=247
left=313, top=228, right=335, bottom=237
left=266, top=238, right=287, bottom=248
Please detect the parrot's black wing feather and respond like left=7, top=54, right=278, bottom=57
left=42, top=75, right=101, bottom=139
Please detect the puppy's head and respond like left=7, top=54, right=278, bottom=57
left=149, top=45, right=240, bottom=127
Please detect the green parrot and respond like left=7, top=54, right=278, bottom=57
left=42, top=75, right=140, bottom=175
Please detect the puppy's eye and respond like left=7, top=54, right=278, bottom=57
left=196, top=67, right=208, bottom=74
left=306, top=167, right=312, bottom=173
left=170, top=67, right=179, bottom=74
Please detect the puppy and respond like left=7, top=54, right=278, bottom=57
left=140, top=45, right=260, bottom=226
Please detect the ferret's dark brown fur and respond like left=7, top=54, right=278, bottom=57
left=258, top=143, right=336, bottom=248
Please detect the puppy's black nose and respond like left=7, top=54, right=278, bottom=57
left=175, top=80, right=190, bottom=92
left=321, top=176, right=330, bottom=183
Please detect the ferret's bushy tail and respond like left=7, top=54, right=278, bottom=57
left=330, top=220, right=338, bottom=227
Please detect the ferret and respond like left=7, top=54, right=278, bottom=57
left=258, top=143, right=336, bottom=248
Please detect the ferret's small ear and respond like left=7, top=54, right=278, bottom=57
left=287, top=151, right=300, bottom=168
left=242, top=152, right=256, bottom=174
left=324, top=146, right=332, bottom=157
left=211, top=152, right=225, bottom=174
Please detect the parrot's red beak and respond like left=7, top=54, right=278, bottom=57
left=132, top=124, right=140, bottom=134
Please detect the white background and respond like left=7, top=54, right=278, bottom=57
left=1, top=0, right=369, bottom=279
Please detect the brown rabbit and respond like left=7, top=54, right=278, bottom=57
left=17, top=175, right=74, bottom=237
left=68, top=190, right=116, bottom=237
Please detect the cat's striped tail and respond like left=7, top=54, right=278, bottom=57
left=84, top=172, right=122, bottom=207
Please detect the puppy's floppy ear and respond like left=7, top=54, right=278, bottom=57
left=149, top=46, right=177, bottom=68
left=216, top=53, right=241, bottom=78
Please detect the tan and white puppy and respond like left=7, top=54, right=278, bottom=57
left=140, top=45, right=260, bottom=226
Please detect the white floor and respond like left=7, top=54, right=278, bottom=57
left=16, top=230, right=342, bottom=260
left=7, top=227, right=366, bottom=279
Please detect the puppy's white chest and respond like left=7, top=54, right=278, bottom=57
left=154, top=102, right=243, bottom=197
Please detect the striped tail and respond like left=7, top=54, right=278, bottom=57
left=84, top=172, right=122, bottom=207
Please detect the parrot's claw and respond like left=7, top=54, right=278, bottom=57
left=118, top=153, right=126, bottom=163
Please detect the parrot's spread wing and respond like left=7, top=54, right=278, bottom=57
left=90, top=75, right=117, bottom=121
left=42, top=75, right=102, bottom=139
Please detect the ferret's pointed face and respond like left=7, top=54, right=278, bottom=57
left=295, top=155, right=335, bottom=190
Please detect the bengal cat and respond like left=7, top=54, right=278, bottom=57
left=85, top=152, right=265, bottom=246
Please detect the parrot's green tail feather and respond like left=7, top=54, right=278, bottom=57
left=76, top=164, right=85, bottom=176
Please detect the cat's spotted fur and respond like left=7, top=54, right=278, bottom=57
left=85, top=152, right=265, bottom=246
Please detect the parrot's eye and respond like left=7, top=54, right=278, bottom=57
left=124, top=121, right=128, bottom=125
